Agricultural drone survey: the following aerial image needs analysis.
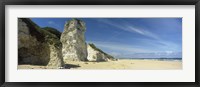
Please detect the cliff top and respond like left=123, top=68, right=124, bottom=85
left=42, top=27, right=61, bottom=39
left=64, top=18, right=86, bottom=31
left=20, top=18, right=62, bottom=48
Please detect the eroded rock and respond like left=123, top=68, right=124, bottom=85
left=60, top=19, right=88, bottom=61
left=18, top=18, right=64, bottom=68
left=87, top=43, right=116, bottom=62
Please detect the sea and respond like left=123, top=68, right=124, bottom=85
left=117, top=58, right=182, bottom=62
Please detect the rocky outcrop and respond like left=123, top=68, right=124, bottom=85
left=18, top=18, right=116, bottom=68
left=60, top=19, right=88, bottom=61
left=18, top=18, right=64, bottom=68
left=87, top=43, right=116, bottom=62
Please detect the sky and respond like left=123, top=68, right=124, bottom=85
left=31, top=18, right=182, bottom=58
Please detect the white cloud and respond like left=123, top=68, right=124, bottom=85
left=130, top=38, right=181, bottom=52
left=92, top=19, right=182, bottom=58
left=128, top=26, right=144, bottom=34
left=96, top=19, right=160, bottom=40
left=87, top=41, right=157, bottom=53
left=47, top=21, right=60, bottom=28
left=87, top=40, right=182, bottom=58
left=48, top=21, right=54, bottom=24
left=96, top=19, right=181, bottom=51
left=157, top=40, right=181, bottom=51
left=127, top=26, right=160, bottom=40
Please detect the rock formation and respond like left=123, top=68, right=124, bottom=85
left=87, top=43, right=116, bottom=62
left=60, top=18, right=88, bottom=61
left=18, top=18, right=64, bottom=68
left=18, top=18, right=116, bottom=69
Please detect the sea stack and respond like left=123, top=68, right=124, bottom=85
left=60, top=18, right=88, bottom=61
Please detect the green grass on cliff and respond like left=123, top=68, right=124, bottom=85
left=19, top=18, right=62, bottom=48
left=42, top=27, right=61, bottom=39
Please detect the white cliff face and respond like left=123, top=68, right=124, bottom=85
left=47, top=44, right=64, bottom=68
left=87, top=44, right=108, bottom=62
left=18, top=18, right=64, bottom=68
left=60, top=19, right=88, bottom=61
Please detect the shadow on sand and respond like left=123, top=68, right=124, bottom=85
left=64, top=64, right=80, bottom=69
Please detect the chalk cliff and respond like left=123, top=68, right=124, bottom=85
left=87, top=43, right=116, bottom=62
left=60, top=19, right=88, bottom=61
left=18, top=18, right=116, bottom=68
left=18, top=18, right=64, bottom=68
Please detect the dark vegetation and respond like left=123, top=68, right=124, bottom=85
left=42, top=27, right=61, bottom=39
left=20, top=18, right=62, bottom=48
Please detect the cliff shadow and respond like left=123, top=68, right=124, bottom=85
left=64, top=64, right=80, bottom=69
left=18, top=46, right=51, bottom=66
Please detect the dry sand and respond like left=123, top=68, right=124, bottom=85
left=18, top=59, right=182, bottom=70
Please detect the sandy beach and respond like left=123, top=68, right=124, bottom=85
left=18, top=59, right=182, bottom=70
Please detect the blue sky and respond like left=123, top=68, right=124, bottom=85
left=31, top=18, right=182, bottom=58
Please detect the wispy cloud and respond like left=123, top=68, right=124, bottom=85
left=47, top=21, right=60, bottom=28
left=87, top=40, right=181, bottom=58
left=132, top=38, right=181, bottom=52
left=89, top=18, right=182, bottom=58
left=87, top=41, right=158, bottom=53
left=157, top=40, right=181, bottom=51
left=48, top=21, right=56, bottom=25
left=127, top=26, right=160, bottom=40
left=96, top=19, right=160, bottom=40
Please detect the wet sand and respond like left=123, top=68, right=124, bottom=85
left=18, top=59, right=182, bottom=70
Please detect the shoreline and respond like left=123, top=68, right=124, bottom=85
left=18, top=59, right=182, bottom=70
